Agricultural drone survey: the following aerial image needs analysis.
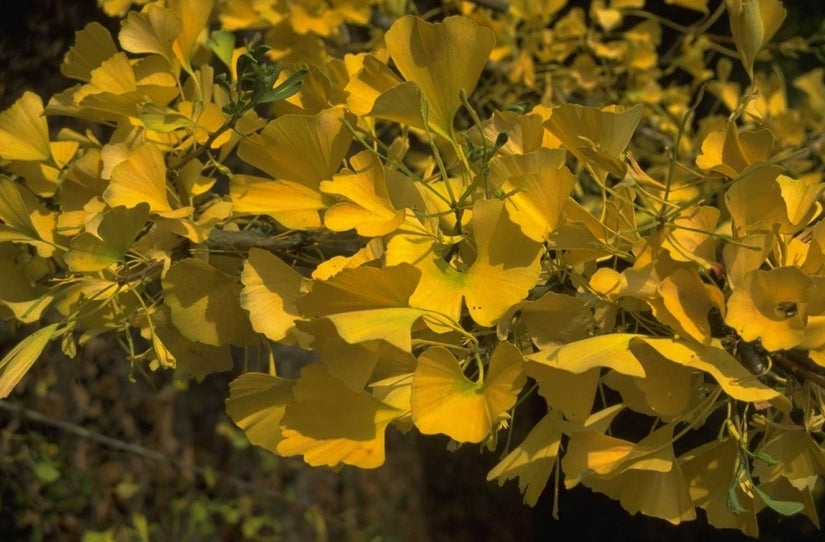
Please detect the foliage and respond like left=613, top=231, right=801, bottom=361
left=2, top=0, right=825, bottom=536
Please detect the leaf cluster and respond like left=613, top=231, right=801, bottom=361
left=1, top=0, right=825, bottom=536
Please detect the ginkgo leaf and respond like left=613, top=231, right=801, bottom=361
left=65, top=203, right=150, bottom=272
left=0, top=91, right=51, bottom=162
left=0, top=176, right=57, bottom=257
left=168, top=0, right=215, bottom=71
left=637, top=337, right=780, bottom=402
left=226, top=372, right=295, bottom=454
left=163, top=258, right=258, bottom=347
left=494, top=165, right=576, bottom=242
left=0, top=244, right=54, bottom=323
left=544, top=103, right=643, bottom=181
left=297, top=263, right=430, bottom=352
left=345, top=54, right=403, bottom=116
left=387, top=199, right=542, bottom=327
left=487, top=410, right=563, bottom=506
left=411, top=341, right=525, bottom=443
left=119, top=4, right=181, bottom=65
left=240, top=248, right=311, bottom=343
left=320, top=151, right=406, bottom=237
left=153, top=322, right=233, bottom=381
left=725, top=266, right=811, bottom=351
left=526, top=364, right=599, bottom=422
left=105, top=143, right=190, bottom=218
left=679, top=438, right=759, bottom=536
left=520, top=291, right=595, bottom=349
left=653, top=268, right=724, bottom=344
left=695, top=123, right=773, bottom=177
left=384, top=15, right=495, bottom=138
left=726, top=0, right=786, bottom=79
left=229, top=174, right=326, bottom=230
left=297, top=318, right=416, bottom=392
left=61, top=22, right=118, bottom=81
left=527, top=333, right=647, bottom=378
left=0, top=323, right=60, bottom=398
left=752, top=428, right=825, bottom=485
left=660, top=206, right=720, bottom=267
left=666, top=0, right=709, bottom=13
left=238, top=106, right=353, bottom=188
left=278, top=364, right=403, bottom=468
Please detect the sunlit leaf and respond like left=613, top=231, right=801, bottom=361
left=65, top=203, right=150, bottom=272
left=487, top=410, right=563, bottom=505
left=240, top=248, right=311, bottom=343
left=384, top=15, right=495, bottom=138
left=411, top=341, right=525, bottom=443
left=637, top=337, right=780, bottom=401
left=527, top=333, right=646, bottom=378
left=0, top=323, right=60, bottom=398
left=388, top=199, right=542, bottom=327
left=61, top=22, right=118, bottom=81
left=726, top=0, right=786, bottom=79
left=320, top=151, right=406, bottom=237
left=226, top=372, right=295, bottom=453
left=163, top=258, right=258, bottom=347
left=278, top=364, right=403, bottom=468
left=0, top=91, right=51, bottom=162
left=297, top=263, right=430, bottom=352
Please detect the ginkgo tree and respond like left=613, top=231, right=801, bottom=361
left=2, top=0, right=825, bottom=536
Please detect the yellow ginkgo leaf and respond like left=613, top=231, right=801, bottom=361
left=695, top=123, right=773, bottom=178
left=660, top=206, right=720, bottom=267
left=119, top=4, right=181, bottom=65
left=65, top=203, right=150, bottom=272
left=229, top=174, right=326, bottom=230
left=345, top=53, right=404, bottom=116
left=494, top=165, right=576, bottom=242
left=320, top=151, right=406, bottom=237
left=153, top=322, right=233, bottom=381
left=226, top=372, right=296, bottom=454
left=0, top=176, right=58, bottom=258
left=61, top=22, right=118, bottom=81
left=725, top=266, right=811, bottom=351
left=163, top=258, right=258, bottom=347
left=297, top=318, right=416, bottom=392
left=278, top=364, right=403, bottom=469
left=297, top=263, right=431, bottom=352
left=0, top=323, right=60, bottom=399
left=521, top=291, right=595, bottom=349
left=0, top=91, right=51, bottom=162
left=752, top=429, right=825, bottom=485
left=582, top=443, right=697, bottom=525
left=679, top=438, right=759, bottom=536
left=637, top=337, right=780, bottom=401
left=0, top=244, right=54, bottom=323
left=527, top=333, right=647, bottom=378
left=726, top=0, right=786, bottom=79
left=384, top=15, right=495, bottom=139
left=724, top=165, right=788, bottom=236
left=168, top=0, right=215, bottom=71
left=653, top=268, right=724, bottom=344
left=487, top=410, right=563, bottom=506
left=240, top=248, right=311, bottom=343
left=544, top=103, right=643, bottom=181
left=411, top=341, right=525, bottom=443
left=526, top=364, right=599, bottom=422
left=238, top=106, right=353, bottom=188
left=387, top=199, right=543, bottom=327
left=105, top=143, right=189, bottom=218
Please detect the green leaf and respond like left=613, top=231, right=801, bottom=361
left=206, top=30, right=235, bottom=68
left=0, top=323, right=60, bottom=398
left=752, top=484, right=805, bottom=516
left=33, top=459, right=60, bottom=483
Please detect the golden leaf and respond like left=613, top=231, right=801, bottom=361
left=384, top=15, right=495, bottom=138
left=0, top=91, right=51, bottom=162
left=240, top=248, right=311, bottom=343
left=411, top=341, right=525, bottom=443
left=64, top=203, right=150, bottom=272
left=487, top=410, right=563, bottom=506
left=278, top=364, right=403, bottom=468
left=226, top=372, right=295, bottom=454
